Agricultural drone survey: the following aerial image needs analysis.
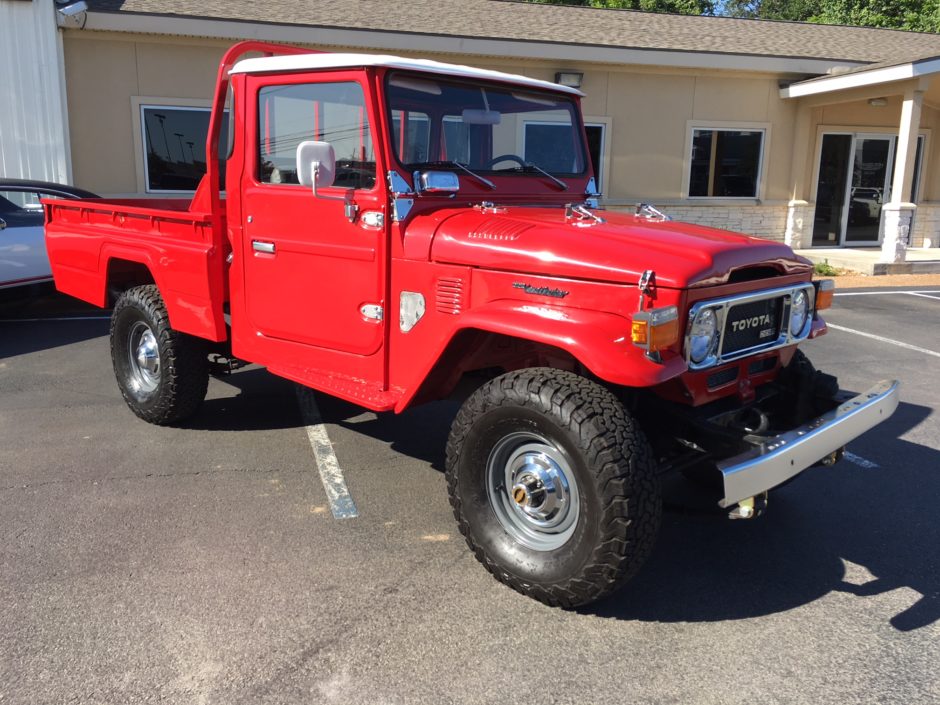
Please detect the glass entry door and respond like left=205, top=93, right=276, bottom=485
left=845, top=135, right=894, bottom=245
left=812, top=133, right=896, bottom=247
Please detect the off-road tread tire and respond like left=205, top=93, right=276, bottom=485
left=110, top=285, right=209, bottom=426
left=446, top=368, right=661, bottom=608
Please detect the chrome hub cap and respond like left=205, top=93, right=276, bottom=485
left=486, top=432, right=579, bottom=551
left=127, top=321, right=160, bottom=398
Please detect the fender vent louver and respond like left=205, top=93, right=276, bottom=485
left=436, top=277, right=465, bottom=315
left=468, top=217, right=532, bottom=241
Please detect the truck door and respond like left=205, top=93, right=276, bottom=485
left=239, top=73, right=387, bottom=371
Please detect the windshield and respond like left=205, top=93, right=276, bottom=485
left=386, top=72, right=586, bottom=178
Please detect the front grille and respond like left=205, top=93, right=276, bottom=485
left=721, top=297, right=783, bottom=355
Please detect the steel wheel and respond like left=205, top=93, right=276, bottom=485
left=486, top=432, right=580, bottom=551
left=446, top=368, right=662, bottom=608
left=110, top=285, right=209, bottom=425
left=126, top=321, right=161, bottom=399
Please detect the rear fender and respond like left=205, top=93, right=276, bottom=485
left=395, top=299, right=687, bottom=411
left=99, top=245, right=227, bottom=341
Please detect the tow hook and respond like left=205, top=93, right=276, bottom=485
left=728, top=492, right=768, bottom=520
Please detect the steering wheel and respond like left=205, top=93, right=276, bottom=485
left=484, top=154, right=526, bottom=169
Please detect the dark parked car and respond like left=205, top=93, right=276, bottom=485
left=0, top=179, right=98, bottom=290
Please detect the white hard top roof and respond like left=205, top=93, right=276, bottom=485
left=230, top=53, right=584, bottom=97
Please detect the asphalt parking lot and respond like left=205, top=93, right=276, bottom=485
left=1, top=284, right=938, bottom=705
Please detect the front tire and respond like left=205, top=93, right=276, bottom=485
left=446, top=368, right=661, bottom=608
left=110, top=285, right=209, bottom=425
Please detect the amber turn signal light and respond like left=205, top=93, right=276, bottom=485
left=815, top=279, right=835, bottom=310
left=631, top=305, right=679, bottom=352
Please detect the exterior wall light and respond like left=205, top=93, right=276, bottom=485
left=868, top=98, right=888, bottom=107
left=554, top=71, right=584, bottom=89
left=55, top=1, right=88, bottom=28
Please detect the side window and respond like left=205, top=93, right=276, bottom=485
left=258, top=81, right=376, bottom=189
left=0, top=190, right=44, bottom=227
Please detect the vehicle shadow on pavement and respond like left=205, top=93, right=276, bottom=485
left=588, top=400, right=939, bottom=632
left=185, top=369, right=307, bottom=432
left=0, top=289, right=110, bottom=358
left=0, top=319, right=109, bottom=359
left=321, top=396, right=459, bottom=471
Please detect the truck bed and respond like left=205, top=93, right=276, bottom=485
left=43, top=197, right=229, bottom=342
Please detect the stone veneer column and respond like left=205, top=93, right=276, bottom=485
left=881, top=203, right=916, bottom=263
left=785, top=200, right=812, bottom=249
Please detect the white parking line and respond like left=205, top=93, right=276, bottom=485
left=844, top=452, right=879, bottom=469
left=295, top=388, right=358, bottom=519
left=826, top=323, right=940, bottom=359
left=0, top=316, right=111, bottom=322
left=834, top=290, right=940, bottom=297
left=906, top=292, right=940, bottom=301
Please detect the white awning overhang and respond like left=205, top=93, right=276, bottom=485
left=780, top=56, right=940, bottom=99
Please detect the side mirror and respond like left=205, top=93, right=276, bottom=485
left=296, top=140, right=359, bottom=223
left=414, top=170, right=460, bottom=195
left=0, top=218, right=6, bottom=231
left=296, top=140, right=336, bottom=191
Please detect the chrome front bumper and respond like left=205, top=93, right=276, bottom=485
left=717, top=380, right=900, bottom=509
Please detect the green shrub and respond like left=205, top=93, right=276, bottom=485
left=813, top=260, right=839, bottom=276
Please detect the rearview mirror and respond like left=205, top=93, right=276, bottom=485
left=462, top=109, right=501, bottom=125
left=296, top=141, right=336, bottom=190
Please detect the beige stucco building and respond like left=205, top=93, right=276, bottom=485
left=5, top=0, right=940, bottom=264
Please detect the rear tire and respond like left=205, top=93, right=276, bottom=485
left=110, top=285, right=209, bottom=425
left=446, top=368, right=661, bottom=608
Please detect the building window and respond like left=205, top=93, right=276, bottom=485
left=689, top=128, right=765, bottom=198
left=585, top=123, right=606, bottom=191
left=141, top=105, right=227, bottom=193
left=257, top=81, right=376, bottom=189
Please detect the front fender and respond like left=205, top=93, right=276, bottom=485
left=394, top=298, right=687, bottom=412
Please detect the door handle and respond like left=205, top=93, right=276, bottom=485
left=252, top=240, right=275, bottom=254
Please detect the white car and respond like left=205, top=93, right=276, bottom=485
left=0, top=179, right=98, bottom=290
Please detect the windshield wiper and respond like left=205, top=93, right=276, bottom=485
left=448, top=161, right=496, bottom=190
left=524, top=163, right=568, bottom=191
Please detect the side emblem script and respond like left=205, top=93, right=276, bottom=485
left=513, top=282, right=569, bottom=299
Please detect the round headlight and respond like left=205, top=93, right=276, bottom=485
left=689, top=308, right=718, bottom=363
left=790, top=289, right=809, bottom=336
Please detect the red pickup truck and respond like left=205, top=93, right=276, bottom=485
left=44, top=42, right=898, bottom=608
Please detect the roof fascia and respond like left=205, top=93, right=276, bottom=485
left=82, top=11, right=863, bottom=76
left=781, top=57, right=940, bottom=98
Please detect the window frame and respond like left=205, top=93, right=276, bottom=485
left=249, top=74, right=380, bottom=194
left=682, top=121, right=770, bottom=201
left=384, top=71, right=588, bottom=178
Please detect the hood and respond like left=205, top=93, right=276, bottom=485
left=423, top=206, right=811, bottom=288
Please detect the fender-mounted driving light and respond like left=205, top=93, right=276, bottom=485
left=814, top=278, right=835, bottom=310
left=632, top=305, right=679, bottom=352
